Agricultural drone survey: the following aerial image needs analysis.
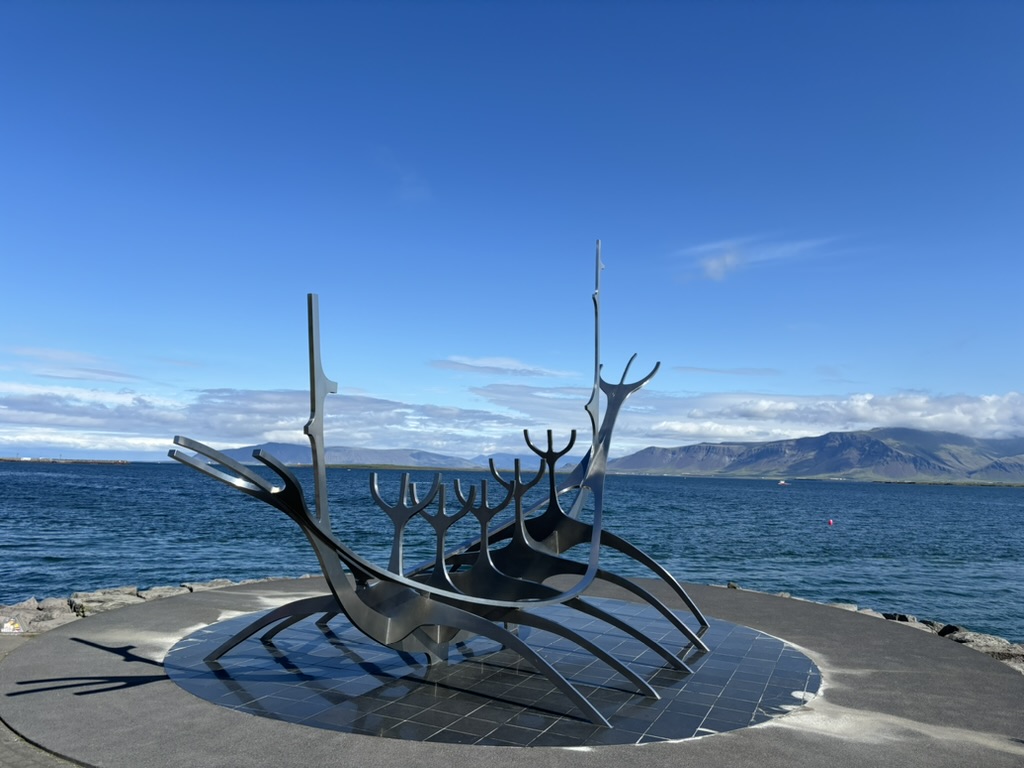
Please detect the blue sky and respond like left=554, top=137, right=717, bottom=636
left=2, top=1, right=1022, bottom=461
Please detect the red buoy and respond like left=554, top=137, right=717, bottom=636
left=828, top=519, right=834, bottom=526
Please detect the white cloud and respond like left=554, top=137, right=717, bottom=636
left=0, top=382, right=183, bottom=414
left=701, top=249, right=740, bottom=280
left=680, top=236, right=836, bottom=281
left=630, top=390, right=1024, bottom=447
left=0, top=427, right=172, bottom=453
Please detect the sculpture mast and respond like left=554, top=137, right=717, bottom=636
left=585, top=239, right=604, bottom=461
left=304, top=294, right=339, bottom=526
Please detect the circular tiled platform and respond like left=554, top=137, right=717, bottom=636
left=3, top=579, right=1024, bottom=768
left=165, top=597, right=820, bottom=747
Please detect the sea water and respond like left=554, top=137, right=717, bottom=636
left=1, top=462, right=1021, bottom=642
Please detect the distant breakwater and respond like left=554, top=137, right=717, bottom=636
left=0, top=457, right=131, bottom=465
left=1, top=577, right=1021, bottom=676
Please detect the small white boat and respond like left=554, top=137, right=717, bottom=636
left=777, top=480, right=789, bottom=486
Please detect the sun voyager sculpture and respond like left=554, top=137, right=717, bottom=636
left=170, top=243, right=709, bottom=727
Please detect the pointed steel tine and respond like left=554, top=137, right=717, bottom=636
left=172, top=436, right=278, bottom=494
left=409, top=473, right=442, bottom=514
left=521, top=458, right=545, bottom=490
left=453, top=478, right=477, bottom=508
left=603, top=357, right=660, bottom=393
left=635, top=360, right=660, bottom=388
left=454, top=477, right=470, bottom=505
left=424, top=473, right=443, bottom=506
left=489, top=458, right=510, bottom=489
left=547, top=430, right=576, bottom=460
left=369, top=472, right=389, bottom=509
left=524, top=428, right=542, bottom=456
left=620, top=353, right=637, bottom=384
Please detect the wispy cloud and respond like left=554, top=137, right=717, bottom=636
left=470, top=383, right=591, bottom=423
left=432, top=356, right=575, bottom=378
left=33, top=367, right=146, bottom=383
left=5, top=347, right=144, bottom=383
left=679, top=236, right=836, bottom=281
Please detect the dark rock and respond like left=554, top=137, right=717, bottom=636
left=944, top=629, right=1011, bottom=652
left=36, top=597, right=74, bottom=621
left=69, top=586, right=143, bottom=617
left=882, top=612, right=917, bottom=623
left=181, top=579, right=236, bottom=592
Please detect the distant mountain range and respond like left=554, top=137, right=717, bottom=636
left=606, top=428, right=1024, bottom=482
left=217, top=428, right=1024, bottom=483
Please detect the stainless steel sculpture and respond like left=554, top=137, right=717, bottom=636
left=170, top=243, right=709, bottom=727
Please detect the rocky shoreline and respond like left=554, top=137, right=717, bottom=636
left=2, top=579, right=1021, bottom=675
left=0, top=576, right=315, bottom=634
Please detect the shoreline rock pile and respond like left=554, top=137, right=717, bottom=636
left=0, top=577, right=313, bottom=635
left=2, top=580, right=1021, bottom=676
left=875, top=611, right=1024, bottom=675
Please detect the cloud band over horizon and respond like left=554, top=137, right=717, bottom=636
left=2, top=378, right=1021, bottom=460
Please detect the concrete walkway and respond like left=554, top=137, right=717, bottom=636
left=0, top=577, right=1021, bottom=768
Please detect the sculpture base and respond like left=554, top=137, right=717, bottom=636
left=166, top=597, right=819, bottom=747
